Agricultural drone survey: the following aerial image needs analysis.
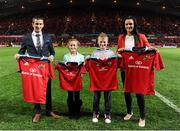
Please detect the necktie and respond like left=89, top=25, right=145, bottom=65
left=35, top=34, right=42, bottom=55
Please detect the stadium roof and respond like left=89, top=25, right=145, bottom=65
left=0, top=0, right=180, bottom=16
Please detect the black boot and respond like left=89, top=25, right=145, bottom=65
left=67, top=99, right=74, bottom=118
left=74, top=99, right=82, bottom=118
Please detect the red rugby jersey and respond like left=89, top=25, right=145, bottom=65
left=86, top=58, right=118, bottom=91
left=120, top=51, right=165, bottom=95
left=18, top=57, right=55, bottom=104
left=56, top=62, right=84, bottom=91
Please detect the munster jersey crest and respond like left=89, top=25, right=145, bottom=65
left=24, top=62, right=29, bottom=66
left=144, top=55, right=150, bottom=60
left=38, top=64, right=45, bottom=68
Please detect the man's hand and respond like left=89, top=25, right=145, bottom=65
left=48, top=55, right=54, bottom=62
left=14, top=54, right=20, bottom=60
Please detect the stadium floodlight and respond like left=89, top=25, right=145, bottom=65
left=91, top=0, right=95, bottom=3
left=69, top=0, right=73, bottom=4
left=161, top=3, right=166, bottom=10
left=21, top=5, right=25, bottom=9
left=113, top=0, right=117, bottom=4
left=136, top=2, right=141, bottom=6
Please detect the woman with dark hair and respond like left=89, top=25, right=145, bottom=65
left=117, top=16, right=154, bottom=127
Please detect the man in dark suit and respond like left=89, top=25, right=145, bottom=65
left=15, top=16, right=60, bottom=123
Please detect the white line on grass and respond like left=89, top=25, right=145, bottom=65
left=155, top=91, right=180, bottom=114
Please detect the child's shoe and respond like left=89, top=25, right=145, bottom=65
left=104, top=114, right=111, bottom=124
left=92, top=112, right=99, bottom=123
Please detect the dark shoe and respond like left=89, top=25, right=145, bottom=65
left=73, top=113, right=81, bottom=119
left=69, top=113, right=79, bottom=119
left=75, top=99, right=82, bottom=114
left=46, top=112, right=60, bottom=119
left=67, top=99, right=75, bottom=117
left=32, top=113, right=41, bottom=123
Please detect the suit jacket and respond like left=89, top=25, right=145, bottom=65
left=18, top=33, right=55, bottom=57
left=117, top=33, right=151, bottom=50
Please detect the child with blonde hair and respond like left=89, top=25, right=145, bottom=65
left=86, top=33, right=118, bottom=123
left=56, top=38, right=84, bottom=118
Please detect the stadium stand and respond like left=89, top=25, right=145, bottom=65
left=0, top=7, right=179, bottom=47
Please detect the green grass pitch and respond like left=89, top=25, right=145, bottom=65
left=0, top=47, right=179, bottom=130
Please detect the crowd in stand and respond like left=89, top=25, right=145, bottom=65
left=0, top=8, right=179, bottom=46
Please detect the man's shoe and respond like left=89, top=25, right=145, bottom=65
left=32, top=113, right=41, bottom=123
left=124, top=112, right=133, bottom=120
left=138, top=118, right=145, bottom=127
left=46, top=112, right=60, bottom=119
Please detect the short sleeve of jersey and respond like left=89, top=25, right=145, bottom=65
left=49, top=63, right=55, bottom=79
left=154, top=52, right=165, bottom=71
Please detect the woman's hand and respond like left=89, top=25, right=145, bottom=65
left=117, top=48, right=124, bottom=52
left=148, top=46, right=158, bottom=52
left=117, top=53, right=122, bottom=58
left=117, top=48, right=124, bottom=58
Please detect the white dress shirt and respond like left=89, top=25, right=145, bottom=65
left=32, top=31, right=43, bottom=50
left=125, top=35, right=135, bottom=51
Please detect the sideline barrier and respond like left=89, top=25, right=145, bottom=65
left=0, top=35, right=179, bottom=47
